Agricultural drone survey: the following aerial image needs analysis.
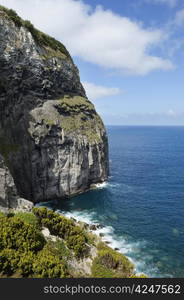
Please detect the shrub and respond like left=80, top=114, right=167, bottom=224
left=17, top=251, right=35, bottom=277
left=91, top=242, right=134, bottom=278
left=0, top=213, right=72, bottom=277
left=33, top=207, right=88, bottom=257
left=14, top=212, right=39, bottom=228
left=66, top=233, right=86, bottom=257
left=0, top=7, right=22, bottom=27
left=0, top=249, right=20, bottom=275
left=33, top=245, right=67, bottom=278
left=91, top=259, right=115, bottom=278
left=50, top=239, right=71, bottom=260
left=0, top=216, right=45, bottom=252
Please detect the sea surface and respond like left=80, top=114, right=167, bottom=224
left=39, top=126, right=184, bottom=277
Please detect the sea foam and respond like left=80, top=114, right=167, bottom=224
left=56, top=207, right=168, bottom=277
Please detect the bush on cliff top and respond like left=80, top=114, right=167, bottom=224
left=0, top=216, right=45, bottom=252
left=91, top=242, right=134, bottom=278
left=32, top=244, right=67, bottom=278
left=0, top=214, right=69, bottom=277
left=0, top=7, right=22, bottom=27
left=14, top=212, right=39, bottom=228
left=33, top=207, right=88, bottom=257
left=0, top=5, right=71, bottom=58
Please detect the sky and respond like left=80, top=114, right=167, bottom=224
left=1, top=0, right=184, bottom=125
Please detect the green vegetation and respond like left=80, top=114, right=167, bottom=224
left=0, top=249, right=21, bottom=275
left=130, top=274, right=148, bottom=278
left=30, top=96, right=104, bottom=143
left=54, top=95, right=104, bottom=143
left=58, top=96, right=95, bottom=113
left=0, top=213, right=68, bottom=277
left=44, top=118, right=56, bottom=127
left=0, top=211, right=5, bottom=218
left=14, top=212, right=39, bottom=228
left=33, top=207, right=89, bottom=257
left=32, top=244, right=67, bottom=278
left=0, top=5, right=71, bottom=59
left=0, top=216, right=45, bottom=253
left=0, top=6, right=22, bottom=27
left=0, top=209, right=144, bottom=278
left=46, top=239, right=72, bottom=260
left=91, top=242, right=134, bottom=278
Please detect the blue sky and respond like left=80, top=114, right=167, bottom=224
left=1, top=0, right=184, bottom=125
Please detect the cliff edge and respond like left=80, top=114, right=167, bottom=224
left=0, top=7, right=109, bottom=203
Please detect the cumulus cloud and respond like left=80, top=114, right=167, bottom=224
left=82, top=82, right=121, bottom=100
left=0, top=0, right=174, bottom=75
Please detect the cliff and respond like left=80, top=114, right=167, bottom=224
left=0, top=7, right=109, bottom=204
left=0, top=154, right=33, bottom=212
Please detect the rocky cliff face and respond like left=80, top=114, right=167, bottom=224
left=0, top=154, right=17, bottom=210
left=0, top=8, right=109, bottom=203
left=0, top=154, right=33, bottom=212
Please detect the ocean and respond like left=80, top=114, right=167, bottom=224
left=38, top=126, right=184, bottom=278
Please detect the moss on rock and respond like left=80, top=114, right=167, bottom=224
left=29, top=95, right=105, bottom=144
left=56, top=95, right=104, bottom=143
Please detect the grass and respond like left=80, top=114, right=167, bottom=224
left=0, top=5, right=71, bottom=59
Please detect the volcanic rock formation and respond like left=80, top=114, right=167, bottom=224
left=0, top=7, right=109, bottom=203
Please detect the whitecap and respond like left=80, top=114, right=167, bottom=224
left=92, top=182, right=109, bottom=189
left=52, top=207, right=171, bottom=278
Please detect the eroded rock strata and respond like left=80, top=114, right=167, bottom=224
left=0, top=7, right=109, bottom=204
left=0, top=154, right=33, bottom=212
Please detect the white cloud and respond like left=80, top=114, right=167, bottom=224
left=174, top=9, right=184, bottom=25
left=82, top=82, right=121, bottom=100
left=0, top=0, right=174, bottom=75
left=145, top=0, right=178, bottom=7
left=167, top=109, right=176, bottom=116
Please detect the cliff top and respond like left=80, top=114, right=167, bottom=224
left=0, top=207, right=141, bottom=278
left=0, top=4, right=71, bottom=59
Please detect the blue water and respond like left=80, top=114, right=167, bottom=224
left=41, top=126, right=184, bottom=277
